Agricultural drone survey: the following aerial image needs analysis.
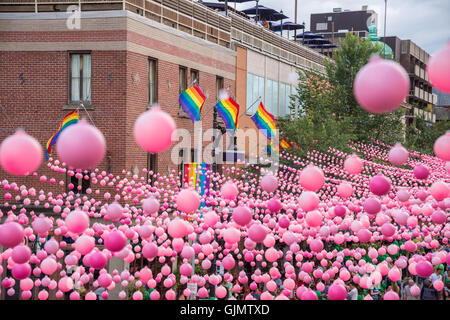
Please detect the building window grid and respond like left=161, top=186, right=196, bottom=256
left=179, top=66, right=188, bottom=116
left=148, top=58, right=157, bottom=105
left=69, top=52, right=91, bottom=104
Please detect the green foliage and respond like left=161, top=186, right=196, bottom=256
left=405, top=113, right=449, bottom=155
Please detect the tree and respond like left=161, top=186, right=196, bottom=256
left=405, top=113, right=449, bottom=155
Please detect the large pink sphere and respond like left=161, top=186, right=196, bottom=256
left=32, top=216, right=52, bottom=235
left=58, top=277, right=74, bottom=292
left=415, top=260, right=433, bottom=278
left=427, top=42, right=450, bottom=93
left=223, top=228, right=241, bottom=244
left=142, top=197, right=160, bottom=215
left=176, top=189, right=200, bottom=214
left=40, top=257, right=57, bottom=275
left=310, top=239, right=323, bottom=252
left=56, top=120, right=106, bottom=169
left=261, top=174, right=278, bottom=193
left=12, top=263, right=31, bottom=280
left=106, top=202, right=123, bottom=221
left=142, top=242, right=158, bottom=259
left=413, top=164, right=429, bottom=180
left=298, top=191, right=320, bottom=212
left=75, top=235, right=95, bottom=255
left=430, top=181, right=449, bottom=201
left=0, top=130, right=42, bottom=176
left=221, top=182, right=238, bottom=200
left=337, top=182, right=353, bottom=198
left=369, top=174, right=391, bottom=196
left=434, top=131, right=450, bottom=161
left=344, top=155, right=363, bottom=175
left=354, top=56, right=409, bottom=114
left=383, top=290, right=399, bottom=300
left=232, top=206, right=252, bottom=226
left=363, top=198, right=381, bottom=215
left=299, top=166, right=324, bottom=192
left=65, top=210, right=89, bottom=234
left=305, top=210, right=323, bottom=228
left=248, top=224, right=267, bottom=243
left=388, top=143, right=409, bottom=166
left=133, top=108, right=176, bottom=153
left=327, top=283, right=347, bottom=300
left=0, top=222, right=24, bottom=248
left=168, top=219, right=187, bottom=238
left=90, top=251, right=107, bottom=269
left=11, top=245, right=31, bottom=264
left=104, top=230, right=127, bottom=252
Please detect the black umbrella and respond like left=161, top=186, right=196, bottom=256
left=271, top=21, right=305, bottom=31
left=217, top=0, right=260, bottom=16
left=303, top=38, right=330, bottom=45
left=295, top=31, right=324, bottom=39
left=266, top=11, right=289, bottom=22
left=241, top=4, right=278, bottom=21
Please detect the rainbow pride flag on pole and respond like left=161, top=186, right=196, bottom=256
left=45, top=110, right=79, bottom=160
left=280, top=137, right=293, bottom=150
left=183, top=163, right=211, bottom=213
left=179, top=85, right=206, bottom=122
left=251, top=102, right=276, bottom=139
left=215, top=97, right=240, bottom=131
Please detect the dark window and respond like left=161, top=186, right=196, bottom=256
left=147, top=153, right=157, bottom=183
left=68, top=170, right=91, bottom=194
left=179, top=66, right=188, bottom=116
left=148, top=58, right=158, bottom=105
left=190, top=69, right=199, bottom=86
left=69, top=53, right=91, bottom=104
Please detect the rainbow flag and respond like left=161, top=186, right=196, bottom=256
left=45, top=110, right=79, bottom=160
left=280, top=137, right=293, bottom=150
left=215, top=97, right=240, bottom=131
left=251, top=102, right=276, bottom=139
left=183, top=163, right=211, bottom=214
left=179, top=85, right=206, bottom=122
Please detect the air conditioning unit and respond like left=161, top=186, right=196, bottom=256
left=333, top=8, right=342, bottom=13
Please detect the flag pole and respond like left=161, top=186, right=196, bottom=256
left=0, top=98, right=15, bottom=131
left=238, top=96, right=261, bottom=119
left=166, top=78, right=198, bottom=114
left=199, top=98, right=220, bottom=121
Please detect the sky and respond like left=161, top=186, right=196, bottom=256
left=210, top=0, right=450, bottom=55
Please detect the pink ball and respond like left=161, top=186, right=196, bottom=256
left=176, top=189, right=200, bottom=214
left=248, top=224, right=266, bottom=243
left=142, top=242, right=158, bottom=259
left=58, top=276, right=74, bottom=292
left=430, top=181, right=449, bottom=201
left=344, top=155, right=363, bottom=175
left=397, top=189, right=410, bottom=202
left=221, top=182, right=238, bottom=200
left=410, top=285, right=420, bottom=296
left=327, top=283, right=347, bottom=300
left=334, top=205, right=346, bottom=217
left=56, top=120, right=106, bottom=169
left=40, top=257, right=57, bottom=275
left=104, top=230, right=127, bottom=252
left=232, top=206, right=252, bottom=226
left=12, top=263, right=31, bottom=280
left=65, top=210, right=89, bottom=234
left=265, top=247, right=279, bottom=262
left=168, top=218, right=187, bottom=238
left=11, top=244, right=31, bottom=263
left=431, top=210, right=446, bottom=224
left=310, top=239, right=323, bottom=252
left=381, top=223, right=396, bottom=237
left=142, top=197, right=160, bottom=215
left=299, top=166, right=325, bottom=192
left=267, top=198, right=282, bottom=213
left=415, top=260, right=433, bottom=278
left=388, top=143, right=409, bottom=165
left=337, top=182, right=353, bottom=198
left=301, top=290, right=318, bottom=300
left=0, top=222, right=24, bottom=248
left=354, top=56, right=409, bottom=114
left=180, top=263, right=193, bottom=276
left=369, top=174, right=391, bottom=196
left=383, top=290, right=399, bottom=300
left=106, top=202, right=123, bottom=221
left=357, top=229, right=371, bottom=243
left=298, top=191, right=320, bottom=212
left=305, top=211, right=323, bottom=228
left=32, top=216, right=52, bottom=235
left=427, top=42, right=450, bottom=93
left=215, top=285, right=227, bottom=299
left=133, top=291, right=143, bottom=300
left=75, top=235, right=95, bottom=255
left=133, top=108, right=176, bottom=153
left=98, top=273, right=112, bottom=288
left=261, top=174, right=278, bottom=193
left=413, top=164, right=429, bottom=180
left=90, top=251, right=107, bottom=269
left=433, top=280, right=444, bottom=291
left=0, top=129, right=42, bottom=176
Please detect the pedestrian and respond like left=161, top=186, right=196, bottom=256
left=402, top=279, right=419, bottom=300
left=420, top=279, right=439, bottom=300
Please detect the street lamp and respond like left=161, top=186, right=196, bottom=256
left=383, top=0, right=387, bottom=59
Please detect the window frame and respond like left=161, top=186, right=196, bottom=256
left=178, top=66, right=189, bottom=117
left=68, top=51, right=92, bottom=106
left=148, top=58, right=158, bottom=106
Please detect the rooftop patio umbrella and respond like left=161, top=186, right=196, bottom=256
left=272, top=21, right=304, bottom=39
left=302, top=38, right=330, bottom=45
left=295, top=31, right=324, bottom=39
left=217, top=0, right=260, bottom=16
left=241, top=4, right=278, bottom=22
left=202, top=2, right=227, bottom=10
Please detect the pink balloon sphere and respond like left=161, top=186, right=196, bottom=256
left=261, top=174, right=278, bottom=193
left=142, top=242, right=158, bottom=259
left=248, top=224, right=267, bottom=243
left=415, top=260, right=433, bottom=278
left=56, top=120, right=106, bottom=169
left=305, top=211, right=323, bottom=228
left=12, top=263, right=31, bottom=280
left=427, top=42, right=450, bottom=93
left=106, top=202, right=123, bottom=221
left=133, top=108, right=176, bottom=153
left=327, top=283, right=347, bottom=300
left=354, top=56, right=409, bottom=114
left=215, top=285, right=227, bottom=299
left=104, top=230, right=127, bottom=252
left=299, top=166, right=325, bottom=192
left=369, top=174, right=391, bottom=196
left=388, top=143, right=409, bottom=165
left=383, top=290, right=399, bottom=300
left=176, top=189, right=200, bottom=214
left=298, top=191, right=320, bottom=212
left=413, top=164, right=429, bottom=180
left=232, top=206, right=252, bottom=226
left=221, top=182, right=238, bottom=200
left=65, top=210, right=89, bottom=234
left=430, top=181, right=449, bottom=201
left=90, top=251, right=107, bottom=269
left=168, top=219, right=187, bottom=239
left=142, top=198, right=160, bottom=215
left=75, top=235, right=95, bottom=255
left=0, top=222, right=24, bottom=248
left=0, top=130, right=42, bottom=176
left=344, top=155, right=363, bottom=175
left=337, top=182, right=353, bottom=198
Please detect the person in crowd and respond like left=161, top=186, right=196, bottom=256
left=261, top=18, right=270, bottom=29
left=430, top=267, right=443, bottom=284
left=420, top=279, right=439, bottom=300
left=251, top=287, right=261, bottom=300
left=346, top=283, right=358, bottom=300
left=402, top=279, right=419, bottom=300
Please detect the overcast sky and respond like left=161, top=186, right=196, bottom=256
left=211, top=0, right=450, bottom=55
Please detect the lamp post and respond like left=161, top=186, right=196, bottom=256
left=280, top=10, right=284, bottom=38
left=383, top=0, right=387, bottom=59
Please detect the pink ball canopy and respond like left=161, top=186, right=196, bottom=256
left=0, top=129, right=43, bottom=176
left=55, top=119, right=106, bottom=170
left=142, top=197, right=160, bottom=215
left=104, top=230, right=127, bottom=252
left=353, top=56, right=409, bottom=114
left=413, top=164, right=429, bottom=180
left=327, top=283, right=347, bottom=300
left=65, top=210, right=90, bottom=235
left=221, top=182, right=239, bottom=200
left=427, top=42, right=450, bottom=93
left=415, top=260, right=433, bottom=278
left=134, top=107, right=176, bottom=153
left=232, top=206, right=252, bottom=226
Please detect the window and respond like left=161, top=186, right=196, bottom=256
left=179, top=66, right=188, bottom=116
left=191, top=69, right=199, bottom=86
left=327, top=16, right=332, bottom=21
left=68, top=170, right=90, bottom=194
left=279, top=83, right=291, bottom=118
left=216, top=76, right=224, bottom=124
left=69, top=53, right=91, bottom=104
left=265, top=79, right=278, bottom=117
left=316, top=22, right=328, bottom=31
left=148, top=58, right=157, bottom=105
left=246, top=73, right=264, bottom=115
left=147, top=153, right=157, bottom=183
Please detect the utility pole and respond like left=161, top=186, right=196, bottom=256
left=383, top=0, right=387, bottom=59
left=294, top=0, right=298, bottom=39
